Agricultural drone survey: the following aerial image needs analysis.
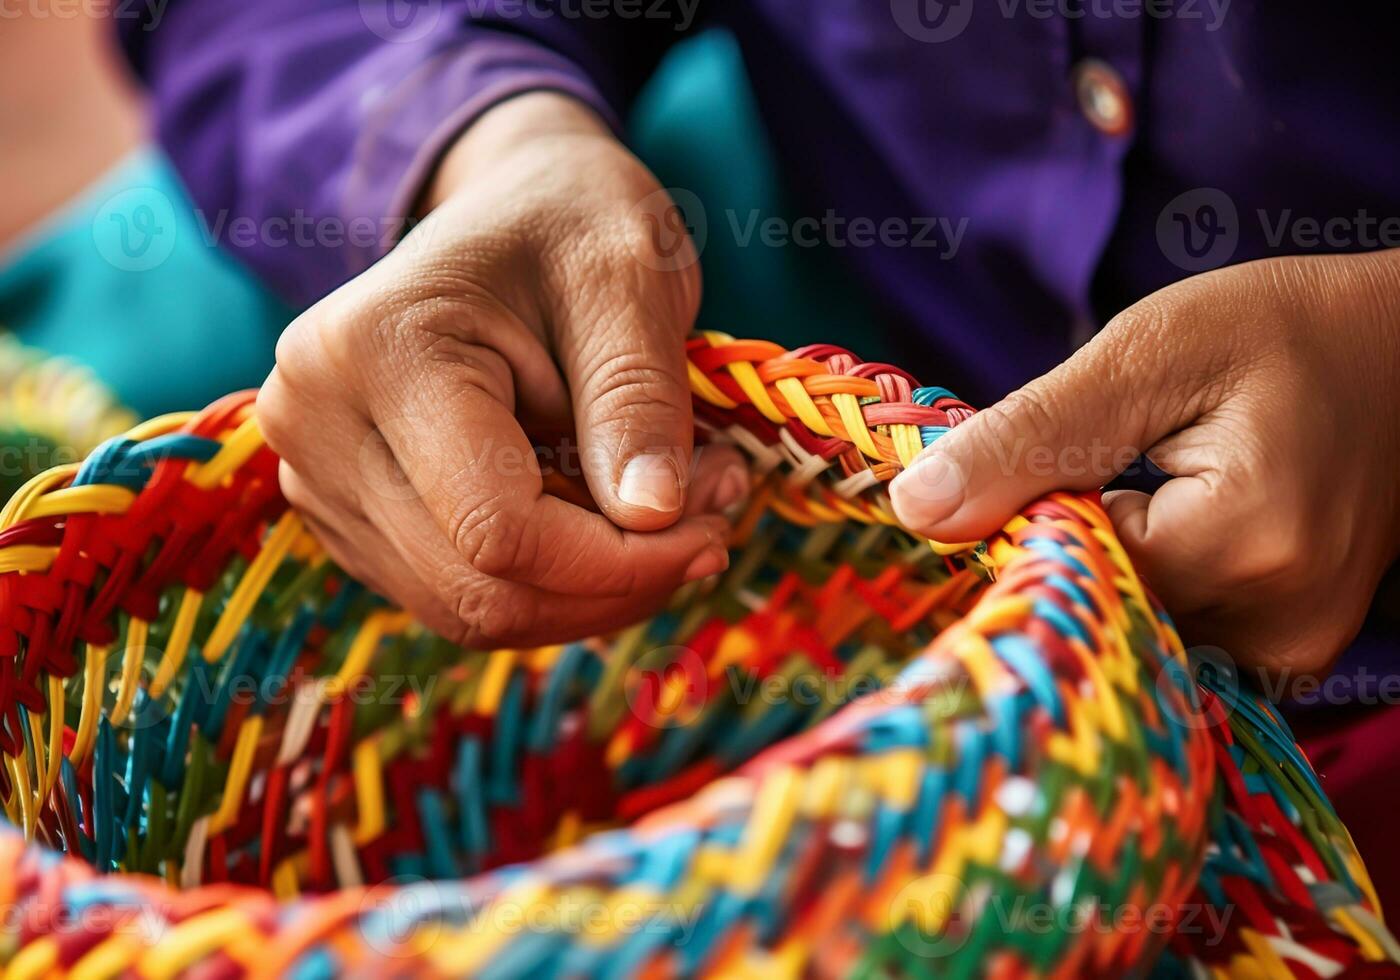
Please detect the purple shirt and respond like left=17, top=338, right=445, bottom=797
left=118, top=1, right=1400, bottom=401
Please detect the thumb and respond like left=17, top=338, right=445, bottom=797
left=555, top=288, right=711, bottom=532
left=890, top=309, right=1196, bottom=542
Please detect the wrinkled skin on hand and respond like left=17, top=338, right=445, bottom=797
left=258, top=94, right=745, bottom=648
left=892, top=251, right=1400, bottom=682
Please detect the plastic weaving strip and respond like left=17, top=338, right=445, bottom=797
left=0, top=332, right=1393, bottom=977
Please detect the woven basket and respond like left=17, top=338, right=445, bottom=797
left=0, top=336, right=135, bottom=498
left=0, top=333, right=1393, bottom=977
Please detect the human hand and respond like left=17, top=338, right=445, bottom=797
left=257, top=93, right=745, bottom=647
left=891, top=251, right=1400, bottom=678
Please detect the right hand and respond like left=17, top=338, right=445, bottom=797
left=257, top=93, right=746, bottom=647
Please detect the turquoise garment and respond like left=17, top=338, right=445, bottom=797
left=0, top=149, right=293, bottom=418
left=629, top=31, right=891, bottom=362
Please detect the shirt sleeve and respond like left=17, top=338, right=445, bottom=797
left=117, top=1, right=698, bottom=306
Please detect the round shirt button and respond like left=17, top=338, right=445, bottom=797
left=1074, top=58, right=1133, bottom=137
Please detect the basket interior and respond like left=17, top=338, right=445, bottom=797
left=26, top=466, right=993, bottom=889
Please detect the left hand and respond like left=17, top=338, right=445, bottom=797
left=890, top=251, right=1400, bottom=680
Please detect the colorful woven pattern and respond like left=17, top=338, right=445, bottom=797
left=0, top=333, right=1392, bottom=977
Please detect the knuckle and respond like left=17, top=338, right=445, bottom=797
left=274, top=308, right=337, bottom=382
left=453, top=585, right=531, bottom=648
left=277, top=289, right=425, bottom=391
left=256, top=371, right=297, bottom=458
left=450, top=496, right=533, bottom=580
left=277, top=464, right=315, bottom=512
left=987, top=387, right=1064, bottom=458
left=586, top=352, right=689, bottom=423
left=1100, top=299, right=1179, bottom=390
left=1104, top=296, right=1170, bottom=345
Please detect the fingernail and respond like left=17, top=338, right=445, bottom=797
left=711, top=463, right=750, bottom=512
left=683, top=546, right=730, bottom=583
left=891, top=451, right=966, bottom=530
left=619, top=453, right=682, bottom=513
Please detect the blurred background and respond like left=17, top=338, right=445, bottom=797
left=0, top=4, right=292, bottom=418
left=0, top=5, right=889, bottom=421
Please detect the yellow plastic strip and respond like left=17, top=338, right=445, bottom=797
left=800, top=756, right=851, bottom=820
left=203, top=511, right=303, bottom=663
left=209, top=716, right=264, bottom=835
left=149, top=589, right=203, bottom=698
left=475, top=649, right=518, bottom=716
left=773, top=377, right=834, bottom=437
left=1, top=935, right=57, bottom=980
left=730, top=765, right=802, bottom=895
left=1333, top=905, right=1387, bottom=962
left=325, top=610, right=410, bottom=698
left=889, top=422, right=925, bottom=470
left=830, top=392, right=880, bottom=461
left=688, top=360, right=737, bottom=409
left=3, top=753, right=34, bottom=839
left=25, top=485, right=136, bottom=521
left=425, top=882, right=549, bottom=975
left=108, top=618, right=149, bottom=726
left=271, top=857, right=303, bottom=900
left=0, top=463, right=78, bottom=530
left=24, top=709, right=47, bottom=817
left=68, top=643, right=111, bottom=765
left=137, top=908, right=260, bottom=980
left=352, top=739, right=387, bottom=846
left=187, top=416, right=265, bottom=490
left=42, top=675, right=64, bottom=798
left=68, top=936, right=139, bottom=980
left=125, top=410, right=197, bottom=443
left=0, top=546, right=59, bottom=575
left=726, top=360, right=787, bottom=424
